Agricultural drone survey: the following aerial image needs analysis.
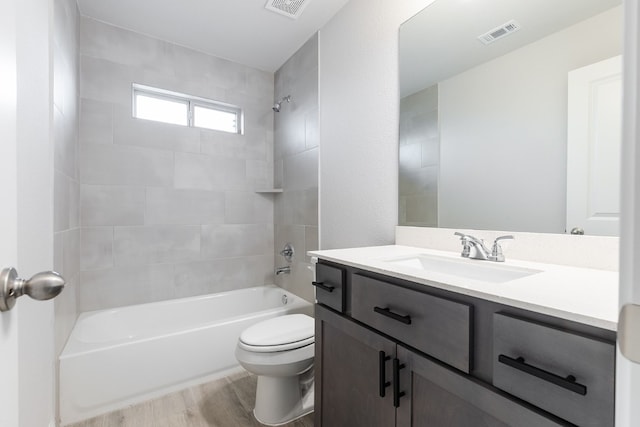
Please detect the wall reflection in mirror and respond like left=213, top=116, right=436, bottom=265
left=398, top=0, right=622, bottom=236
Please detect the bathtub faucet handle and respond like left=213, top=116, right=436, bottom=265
left=279, top=243, right=294, bottom=262
left=0, top=267, right=65, bottom=312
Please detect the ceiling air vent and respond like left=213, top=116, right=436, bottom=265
left=477, top=20, right=521, bottom=45
left=265, top=0, right=311, bottom=19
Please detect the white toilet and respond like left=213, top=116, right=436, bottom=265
left=235, top=313, right=315, bottom=426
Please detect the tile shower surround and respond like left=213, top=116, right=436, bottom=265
left=273, top=34, right=319, bottom=303
left=77, top=17, right=278, bottom=311
left=53, top=0, right=80, bottom=356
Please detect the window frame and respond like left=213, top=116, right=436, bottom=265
left=132, top=83, right=244, bottom=135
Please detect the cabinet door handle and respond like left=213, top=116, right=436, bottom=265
left=312, top=281, right=335, bottom=292
left=373, top=306, right=412, bottom=325
left=392, top=358, right=406, bottom=408
left=498, top=354, right=587, bottom=396
left=379, top=351, right=391, bottom=397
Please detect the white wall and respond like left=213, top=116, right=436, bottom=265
left=318, top=0, right=436, bottom=249
left=438, top=7, right=622, bottom=233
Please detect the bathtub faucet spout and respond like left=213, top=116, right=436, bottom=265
left=275, top=266, right=291, bottom=275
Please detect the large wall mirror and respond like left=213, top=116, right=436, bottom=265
left=398, top=0, right=622, bottom=236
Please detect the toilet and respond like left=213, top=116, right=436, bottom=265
left=235, top=313, right=315, bottom=426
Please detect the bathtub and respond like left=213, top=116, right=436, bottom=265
left=59, top=285, right=313, bottom=425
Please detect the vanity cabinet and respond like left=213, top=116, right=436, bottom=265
left=316, top=305, right=564, bottom=427
left=313, top=260, right=615, bottom=427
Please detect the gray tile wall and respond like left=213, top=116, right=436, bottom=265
left=53, top=0, right=80, bottom=357
left=273, top=34, right=319, bottom=303
left=78, top=18, right=275, bottom=311
left=399, top=85, right=439, bottom=227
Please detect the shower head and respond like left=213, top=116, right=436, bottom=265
left=272, top=95, right=291, bottom=112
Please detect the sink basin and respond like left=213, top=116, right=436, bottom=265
left=383, top=254, right=541, bottom=284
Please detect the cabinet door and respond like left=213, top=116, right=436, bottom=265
left=315, top=305, right=395, bottom=427
left=395, top=346, right=566, bottom=427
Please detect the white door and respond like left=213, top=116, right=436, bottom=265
left=566, top=55, right=622, bottom=236
left=0, top=1, right=22, bottom=425
left=0, top=0, right=56, bottom=426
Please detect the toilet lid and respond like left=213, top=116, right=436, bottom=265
left=239, top=314, right=314, bottom=349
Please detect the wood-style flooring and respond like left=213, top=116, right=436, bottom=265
left=67, top=371, right=314, bottom=427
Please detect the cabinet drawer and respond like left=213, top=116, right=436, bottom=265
left=351, top=274, right=472, bottom=373
left=493, top=313, right=615, bottom=427
left=314, top=263, right=346, bottom=313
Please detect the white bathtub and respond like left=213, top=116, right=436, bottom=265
left=59, top=285, right=313, bottom=425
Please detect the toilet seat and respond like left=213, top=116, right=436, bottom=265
left=238, top=314, right=314, bottom=353
left=238, top=336, right=314, bottom=352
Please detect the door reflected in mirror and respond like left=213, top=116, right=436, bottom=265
left=398, top=0, right=622, bottom=236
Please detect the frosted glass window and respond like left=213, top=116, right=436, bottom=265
left=193, top=105, right=239, bottom=133
left=132, top=84, right=243, bottom=134
left=134, top=93, right=188, bottom=126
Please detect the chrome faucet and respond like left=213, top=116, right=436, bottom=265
left=454, top=232, right=514, bottom=262
left=275, top=266, right=291, bottom=275
left=454, top=232, right=491, bottom=260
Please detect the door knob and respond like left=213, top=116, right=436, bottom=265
left=0, top=267, right=65, bottom=312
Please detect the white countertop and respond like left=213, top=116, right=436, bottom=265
left=308, top=245, right=619, bottom=331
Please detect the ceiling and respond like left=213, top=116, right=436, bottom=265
left=76, top=0, right=350, bottom=72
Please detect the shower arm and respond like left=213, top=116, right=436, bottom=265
left=273, top=95, right=292, bottom=112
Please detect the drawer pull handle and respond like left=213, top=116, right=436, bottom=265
left=392, top=358, right=406, bottom=408
left=379, top=351, right=391, bottom=397
left=374, top=306, right=412, bottom=325
left=498, top=354, right=587, bottom=396
left=312, top=281, right=335, bottom=292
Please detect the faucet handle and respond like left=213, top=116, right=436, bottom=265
left=279, top=243, right=294, bottom=262
left=489, top=235, right=514, bottom=262
left=454, top=232, right=471, bottom=257
left=455, top=232, right=475, bottom=244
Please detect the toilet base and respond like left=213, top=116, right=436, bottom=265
left=253, top=372, right=314, bottom=426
